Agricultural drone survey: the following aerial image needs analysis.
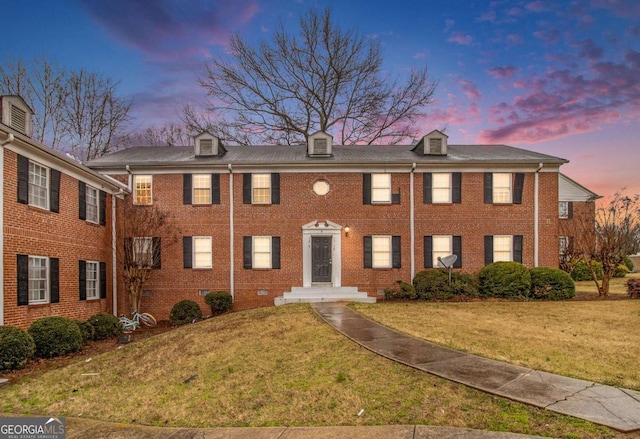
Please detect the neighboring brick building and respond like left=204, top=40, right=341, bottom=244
left=0, top=96, right=128, bottom=328
left=87, top=130, right=583, bottom=320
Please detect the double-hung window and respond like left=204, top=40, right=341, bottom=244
left=432, top=235, right=452, bottom=266
left=372, top=236, right=392, bottom=267
left=485, top=172, right=524, bottom=204
left=424, top=235, right=462, bottom=268
left=493, top=235, right=512, bottom=262
left=29, top=161, right=49, bottom=209
left=86, top=186, right=99, bottom=223
left=17, top=254, right=59, bottom=306
left=193, top=236, right=212, bottom=268
left=484, top=235, right=523, bottom=264
left=432, top=173, right=452, bottom=203
left=371, top=174, right=391, bottom=203
left=243, top=236, right=281, bottom=269
left=193, top=175, right=211, bottom=204
left=133, top=237, right=154, bottom=267
left=252, top=174, right=271, bottom=204
left=85, top=261, right=99, bottom=299
left=492, top=173, right=512, bottom=204
left=29, top=256, right=48, bottom=304
left=134, top=175, right=153, bottom=205
left=559, top=201, right=572, bottom=219
left=253, top=236, right=272, bottom=268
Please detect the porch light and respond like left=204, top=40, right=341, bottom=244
left=344, top=224, right=350, bottom=237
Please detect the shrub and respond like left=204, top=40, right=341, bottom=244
left=570, top=260, right=603, bottom=281
left=170, top=300, right=203, bottom=326
left=613, top=265, right=629, bottom=278
left=28, top=317, right=83, bottom=358
left=88, top=312, right=122, bottom=340
left=413, top=269, right=451, bottom=300
left=384, top=280, right=417, bottom=300
left=529, top=267, right=575, bottom=300
left=479, top=262, right=531, bottom=299
left=74, top=320, right=96, bottom=344
left=627, top=279, right=640, bottom=298
left=623, top=256, right=634, bottom=272
left=449, top=273, right=480, bottom=297
left=0, top=326, right=35, bottom=372
left=204, top=291, right=233, bottom=315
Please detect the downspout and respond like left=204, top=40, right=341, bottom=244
left=228, top=164, right=235, bottom=301
left=534, top=163, right=543, bottom=267
left=112, top=190, right=123, bottom=316
left=410, top=162, right=417, bottom=281
left=0, top=134, right=13, bottom=325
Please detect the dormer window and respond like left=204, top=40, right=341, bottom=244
left=10, top=105, right=27, bottom=134
left=199, top=138, right=213, bottom=155
left=413, top=130, right=448, bottom=156
left=429, top=138, right=443, bottom=155
left=1, top=95, right=33, bottom=137
left=194, top=132, right=225, bottom=157
left=308, top=131, right=333, bottom=157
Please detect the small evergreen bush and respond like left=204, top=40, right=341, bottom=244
left=204, top=291, right=233, bottom=315
left=88, top=312, right=122, bottom=340
left=74, top=320, right=96, bottom=344
left=449, top=273, right=480, bottom=297
left=479, top=262, right=531, bottom=299
left=570, top=260, right=603, bottom=281
left=170, top=300, right=203, bottom=326
left=0, top=326, right=35, bottom=371
left=529, top=267, right=575, bottom=300
left=413, top=269, right=451, bottom=300
left=28, top=317, right=83, bottom=358
left=613, top=265, right=629, bottom=278
left=623, top=256, right=634, bottom=272
left=384, top=280, right=417, bottom=300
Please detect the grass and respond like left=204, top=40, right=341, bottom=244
left=0, top=304, right=619, bottom=438
left=353, top=273, right=640, bottom=390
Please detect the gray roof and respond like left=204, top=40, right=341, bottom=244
left=86, top=143, right=568, bottom=169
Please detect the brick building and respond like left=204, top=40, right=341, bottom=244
left=0, top=96, right=128, bottom=328
left=87, top=130, right=592, bottom=320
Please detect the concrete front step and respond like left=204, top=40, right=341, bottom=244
left=274, top=286, right=376, bottom=306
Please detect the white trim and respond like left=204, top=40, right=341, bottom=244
left=302, top=220, right=342, bottom=288
left=409, top=163, right=416, bottom=281
left=229, top=166, right=235, bottom=301
left=192, top=236, right=213, bottom=269
left=112, top=193, right=118, bottom=316
left=0, top=145, right=4, bottom=324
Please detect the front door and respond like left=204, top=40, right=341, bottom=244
left=312, top=236, right=332, bottom=283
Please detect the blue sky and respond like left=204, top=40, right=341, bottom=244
left=4, top=0, right=640, bottom=198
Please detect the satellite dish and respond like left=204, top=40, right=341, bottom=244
left=437, top=254, right=457, bottom=269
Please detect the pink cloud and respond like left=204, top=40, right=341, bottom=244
left=447, top=32, right=474, bottom=45
left=457, top=78, right=482, bottom=100
left=506, top=34, right=523, bottom=45
left=487, top=66, right=518, bottom=79
left=525, top=1, right=545, bottom=13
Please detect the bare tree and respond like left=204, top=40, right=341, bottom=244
left=561, top=191, right=640, bottom=296
left=128, top=122, right=193, bottom=147
left=118, top=196, right=179, bottom=313
left=198, top=8, right=436, bottom=145
left=0, top=56, right=131, bottom=160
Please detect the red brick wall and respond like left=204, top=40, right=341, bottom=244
left=122, top=169, right=560, bottom=318
left=3, top=149, right=113, bottom=329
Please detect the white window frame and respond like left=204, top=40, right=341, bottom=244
left=28, top=256, right=49, bottom=304
left=29, top=160, right=49, bottom=210
left=432, top=235, right=453, bottom=267
left=133, top=175, right=153, bottom=205
left=253, top=236, right=272, bottom=269
left=372, top=235, right=392, bottom=268
left=86, top=185, right=99, bottom=223
left=559, top=236, right=570, bottom=256
left=432, top=173, right=452, bottom=203
left=371, top=173, right=392, bottom=203
left=193, top=174, right=211, bottom=205
left=86, top=261, right=100, bottom=300
left=493, top=235, right=513, bottom=262
left=559, top=201, right=569, bottom=219
left=133, top=237, right=154, bottom=268
left=252, top=174, right=271, bottom=204
left=493, top=173, right=512, bottom=204
left=193, top=236, right=213, bottom=269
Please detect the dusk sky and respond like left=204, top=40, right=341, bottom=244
left=4, top=0, right=639, bottom=200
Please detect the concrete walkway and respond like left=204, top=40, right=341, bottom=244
left=311, top=302, right=640, bottom=433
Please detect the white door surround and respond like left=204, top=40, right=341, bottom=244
left=302, top=220, right=342, bottom=287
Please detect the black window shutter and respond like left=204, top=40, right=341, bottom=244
left=363, top=174, right=372, bottom=205
left=568, top=202, right=574, bottom=218
left=363, top=236, right=372, bottom=268
left=452, top=173, right=462, bottom=204
left=78, top=181, right=87, bottom=220
left=17, top=155, right=29, bottom=204
left=50, top=258, right=60, bottom=303
left=484, top=236, right=494, bottom=265
left=391, top=193, right=401, bottom=204
left=424, top=236, right=433, bottom=268
left=99, top=190, right=106, bottom=226
left=123, top=238, right=132, bottom=269
left=152, top=237, right=162, bottom=269
left=183, top=236, right=193, bottom=269
left=17, top=255, right=29, bottom=306
left=272, top=237, right=281, bottom=269
left=243, top=174, right=251, bottom=204
left=453, top=236, right=462, bottom=268
left=79, top=260, right=87, bottom=300
left=99, top=262, right=107, bottom=299
left=484, top=173, right=493, bottom=203
left=271, top=173, right=280, bottom=204
left=513, top=173, right=525, bottom=204
left=212, top=174, right=220, bottom=204
left=243, top=237, right=252, bottom=268
left=392, top=236, right=401, bottom=268
left=568, top=236, right=574, bottom=253
left=423, top=173, right=432, bottom=204
left=183, top=174, right=192, bottom=204
left=513, top=235, right=523, bottom=263
left=50, top=169, right=61, bottom=213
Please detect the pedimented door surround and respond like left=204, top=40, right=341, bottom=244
left=302, top=220, right=343, bottom=287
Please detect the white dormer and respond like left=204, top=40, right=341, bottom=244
left=422, top=130, right=448, bottom=156
left=194, top=132, right=225, bottom=157
left=308, top=131, right=333, bottom=157
left=1, top=95, right=33, bottom=137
